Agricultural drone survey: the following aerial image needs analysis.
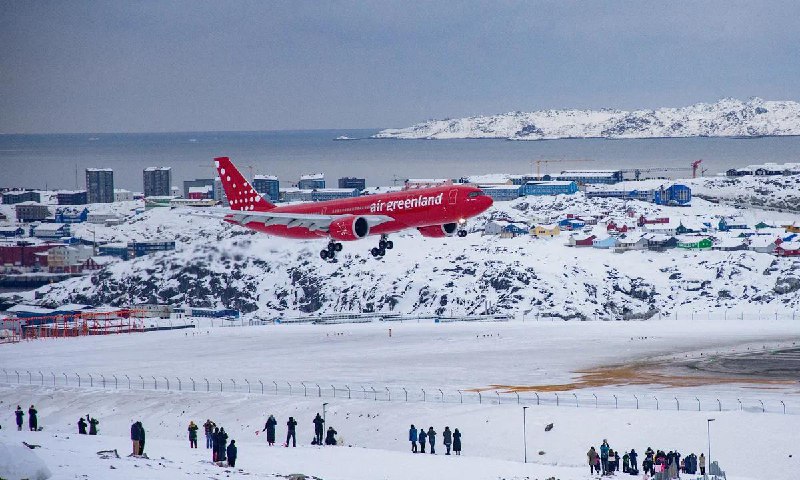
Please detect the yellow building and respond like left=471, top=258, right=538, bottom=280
left=531, top=224, right=561, bottom=237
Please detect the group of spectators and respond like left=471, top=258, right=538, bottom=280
left=77, top=415, right=99, bottom=435
left=14, top=405, right=38, bottom=431
left=201, top=419, right=237, bottom=467
left=408, top=425, right=462, bottom=455
left=587, top=439, right=706, bottom=478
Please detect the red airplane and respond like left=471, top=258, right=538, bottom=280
left=211, top=157, right=493, bottom=260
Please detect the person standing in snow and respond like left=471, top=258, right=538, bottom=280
left=203, top=419, right=215, bottom=449
left=629, top=449, right=638, bottom=472
left=453, top=428, right=462, bottom=455
left=262, top=415, right=277, bottom=446
left=622, top=451, right=630, bottom=473
left=226, top=440, right=237, bottom=467
left=285, top=417, right=297, bottom=447
left=587, top=446, right=599, bottom=474
left=89, top=417, right=99, bottom=435
left=217, top=427, right=228, bottom=461
left=409, top=424, right=418, bottom=453
left=600, top=439, right=610, bottom=474
left=15, top=406, right=24, bottom=431
left=699, top=453, right=706, bottom=476
left=78, top=417, right=87, bottom=434
left=608, top=448, right=616, bottom=473
left=418, top=427, right=427, bottom=454
left=137, top=422, right=146, bottom=455
left=212, top=427, right=220, bottom=461
left=427, top=426, right=436, bottom=455
left=188, top=421, right=199, bottom=448
left=28, top=405, right=38, bottom=431
left=443, top=426, right=452, bottom=455
left=313, top=413, right=324, bottom=445
left=130, top=421, right=141, bottom=456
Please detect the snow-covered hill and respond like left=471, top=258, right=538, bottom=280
left=17, top=188, right=800, bottom=319
left=375, top=98, right=800, bottom=140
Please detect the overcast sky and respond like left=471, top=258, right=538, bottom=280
left=2, top=1, right=799, bottom=133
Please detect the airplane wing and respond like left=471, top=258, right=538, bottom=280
left=193, top=209, right=394, bottom=233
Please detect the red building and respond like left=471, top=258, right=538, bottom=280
left=0, top=244, right=58, bottom=267
left=637, top=215, right=670, bottom=226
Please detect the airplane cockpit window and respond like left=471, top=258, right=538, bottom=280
left=468, top=191, right=484, bottom=198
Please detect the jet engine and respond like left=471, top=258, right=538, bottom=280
left=329, top=215, right=370, bottom=241
left=416, top=223, right=458, bottom=238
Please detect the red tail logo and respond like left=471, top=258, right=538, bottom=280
left=214, top=157, right=276, bottom=211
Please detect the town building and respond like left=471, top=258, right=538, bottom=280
left=676, top=237, right=713, bottom=250
left=188, top=185, right=213, bottom=199
left=0, top=226, right=26, bottom=238
left=183, top=179, right=215, bottom=199
left=585, top=184, right=692, bottom=206
left=86, top=168, right=115, bottom=203
left=56, top=190, right=88, bottom=205
left=523, top=181, right=579, bottom=196
left=253, top=175, right=280, bottom=202
left=613, top=233, right=649, bottom=252
left=32, top=223, right=70, bottom=239
left=143, top=167, right=172, bottom=197
left=338, top=177, right=366, bottom=190
left=531, top=224, right=560, bottom=237
left=298, top=173, right=325, bottom=190
left=47, top=245, right=94, bottom=273
left=54, top=207, right=89, bottom=223
left=15, top=202, right=50, bottom=222
left=725, top=163, right=800, bottom=176
left=565, top=234, right=596, bottom=247
left=97, top=240, right=175, bottom=261
left=2, top=190, right=41, bottom=205
left=404, top=178, right=452, bottom=189
left=480, top=185, right=523, bottom=201
left=775, top=241, right=800, bottom=256
left=281, top=188, right=359, bottom=202
left=592, top=236, right=619, bottom=249
left=548, top=170, right=623, bottom=185
left=114, top=189, right=133, bottom=202
left=0, top=243, right=58, bottom=267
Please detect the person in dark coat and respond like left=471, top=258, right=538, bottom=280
left=78, top=417, right=88, bottom=434
left=286, top=417, right=297, bottom=447
left=89, top=417, right=99, bottom=435
left=212, top=427, right=220, bottom=461
left=15, top=406, right=24, bottom=431
left=137, top=422, right=146, bottom=455
left=443, top=426, right=452, bottom=455
left=226, top=440, right=237, bottom=467
left=313, top=413, right=324, bottom=445
left=427, top=427, right=436, bottom=454
left=409, top=424, right=418, bottom=453
left=325, top=426, right=337, bottom=445
left=453, top=428, right=461, bottom=455
left=131, top=421, right=141, bottom=456
left=28, top=405, right=38, bottom=431
left=418, top=427, right=427, bottom=453
left=262, top=415, right=277, bottom=446
left=203, top=419, right=215, bottom=449
left=629, top=449, right=638, bottom=471
left=188, top=421, right=199, bottom=448
left=217, top=427, right=228, bottom=461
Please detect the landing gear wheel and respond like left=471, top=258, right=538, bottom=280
left=378, top=247, right=386, bottom=256
left=379, top=240, right=387, bottom=249
left=334, top=242, right=343, bottom=252
left=458, top=230, right=468, bottom=237
left=371, top=247, right=381, bottom=257
left=320, top=250, right=329, bottom=260
left=385, top=240, right=393, bottom=250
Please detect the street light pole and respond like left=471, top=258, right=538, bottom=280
left=323, top=402, right=329, bottom=428
left=523, top=406, right=529, bottom=463
left=707, top=418, right=715, bottom=471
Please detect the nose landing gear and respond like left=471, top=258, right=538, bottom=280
left=371, top=235, right=393, bottom=258
left=320, top=241, right=343, bottom=261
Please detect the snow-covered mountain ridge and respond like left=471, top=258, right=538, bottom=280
left=375, top=98, right=800, bottom=140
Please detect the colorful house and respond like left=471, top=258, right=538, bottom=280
left=558, top=218, right=586, bottom=231
left=712, top=237, right=749, bottom=251
left=748, top=236, right=779, bottom=254
left=677, top=237, right=713, bottom=250
left=566, top=234, right=596, bottom=247
left=614, top=234, right=649, bottom=252
left=775, top=241, right=800, bottom=256
left=718, top=218, right=749, bottom=232
left=531, top=224, right=560, bottom=237
left=637, top=215, right=670, bottom=227
left=644, top=234, right=678, bottom=251
left=591, top=236, right=619, bottom=249
left=500, top=222, right=529, bottom=238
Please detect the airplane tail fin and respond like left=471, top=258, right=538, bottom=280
left=214, top=157, right=276, bottom=211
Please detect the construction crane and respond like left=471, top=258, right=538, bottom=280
left=532, top=158, right=593, bottom=177
left=620, top=167, right=689, bottom=181
left=692, top=159, right=703, bottom=178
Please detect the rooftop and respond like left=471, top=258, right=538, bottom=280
left=144, top=167, right=172, bottom=172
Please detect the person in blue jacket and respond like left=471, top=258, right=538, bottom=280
left=629, top=448, right=638, bottom=471
left=600, top=439, right=610, bottom=474
left=15, top=406, right=24, bottom=431
left=418, top=427, right=427, bottom=453
left=453, top=428, right=462, bottom=455
left=226, top=440, right=237, bottom=467
left=409, top=424, right=418, bottom=453
left=427, top=426, right=437, bottom=454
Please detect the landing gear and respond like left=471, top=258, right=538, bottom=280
left=371, top=235, right=393, bottom=258
left=320, top=241, right=343, bottom=261
left=457, top=230, right=468, bottom=237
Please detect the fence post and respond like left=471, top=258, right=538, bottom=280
left=331, top=384, right=336, bottom=398
left=555, top=393, right=559, bottom=406
left=218, top=379, right=222, bottom=392
left=244, top=379, right=250, bottom=393
left=88, top=374, right=93, bottom=387
left=177, top=377, right=182, bottom=391
left=422, top=388, right=426, bottom=402
left=593, top=393, right=598, bottom=408
left=458, top=390, right=463, bottom=404
left=654, top=396, right=659, bottom=410
left=100, top=374, right=106, bottom=388
left=372, top=386, right=378, bottom=401
left=496, top=391, right=500, bottom=404
left=674, top=397, right=679, bottom=411
left=758, top=400, right=764, bottom=413
left=15, top=370, right=20, bottom=383
left=113, top=375, right=118, bottom=389
left=124, top=374, right=129, bottom=389
left=204, top=378, right=209, bottom=392
left=534, top=392, right=539, bottom=405
left=385, top=387, right=390, bottom=401
left=51, top=372, right=55, bottom=386
left=737, top=398, right=741, bottom=410
left=27, top=370, right=31, bottom=384
left=316, top=383, right=321, bottom=397
left=272, top=381, right=277, bottom=395
left=301, top=382, right=307, bottom=397
left=613, top=394, right=617, bottom=409
left=780, top=400, right=786, bottom=414
left=573, top=393, right=578, bottom=407
left=439, top=389, right=444, bottom=402
left=63, top=372, right=68, bottom=386
left=259, top=380, right=263, bottom=394
left=39, top=371, right=43, bottom=386
left=478, top=391, right=482, bottom=404
left=718, top=399, right=722, bottom=411
left=75, top=373, right=80, bottom=387
left=231, top=379, right=236, bottom=392
left=516, top=391, right=520, bottom=404
left=287, top=382, right=292, bottom=396
left=403, top=387, right=408, bottom=402
left=345, top=385, right=351, bottom=399
left=695, top=397, right=700, bottom=411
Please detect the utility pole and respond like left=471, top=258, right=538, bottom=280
left=707, top=418, right=715, bottom=471
left=522, top=406, right=529, bottom=463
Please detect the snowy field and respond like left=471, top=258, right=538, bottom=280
left=2, top=319, right=800, bottom=479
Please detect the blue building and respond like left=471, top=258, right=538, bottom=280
left=98, top=243, right=129, bottom=259
left=130, top=241, right=175, bottom=258
left=56, top=190, right=88, bottom=205
left=558, top=218, right=586, bottom=230
left=253, top=175, right=280, bottom=202
left=311, top=188, right=359, bottom=201
left=298, top=173, right=325, bottom=190
left=546, top=170, right=623, bottom=185
left=585, top=184, right=691, bottom=206
left=480, top=185, right=523, bottom=201
left=54, top=207, right=89, bottom=224
left=523, top=181, right=579, bottom=196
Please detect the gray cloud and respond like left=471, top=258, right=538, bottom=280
left=1, top=1, right=799, bottom=133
